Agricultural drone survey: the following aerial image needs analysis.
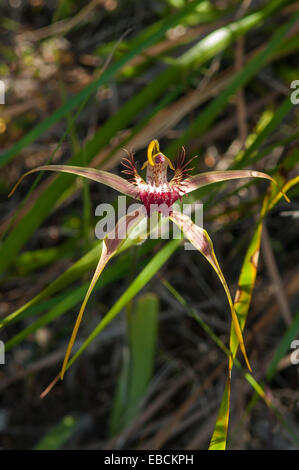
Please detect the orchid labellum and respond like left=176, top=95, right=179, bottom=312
left=9, top=139, right=289, bottom=384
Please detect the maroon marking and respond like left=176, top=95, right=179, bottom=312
left=139, top=188, right=180, bottom=216
left=154, top=153, right=165, bottom=164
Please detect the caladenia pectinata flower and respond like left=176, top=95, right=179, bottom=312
left=9, top=139, right=290, bottom=390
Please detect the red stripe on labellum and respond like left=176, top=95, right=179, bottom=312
left=139, top=188, right=180, bottom=216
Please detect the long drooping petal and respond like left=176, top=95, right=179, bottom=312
left=60, top=208, right=146, bottom=380
left=184, top=170, right=290, bottom=201
left=169, top=210, right=251, bottom=372
left=8, top=165, right=140, bottom=200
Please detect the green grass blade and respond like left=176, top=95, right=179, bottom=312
left=0, top=224, right=157, bottom=329
left=33, top=414, right=86, bottom=450
left=5, top=284, right=89, bottom=352
left=63, top=239, right=180, bottom=374
left=266, top=309, right=299, bottom=381
left=161, top=278, right=299, bottom=447
left=209, top=379, right=231, bottom=450
left=161, top=279, right=271, bottom=401
left=0, top=242, right=103, bottom=328
left=4, top=249, right=149, bottom=351
left=0, top=0, right=201, bottom=169
left=233, top=97, right=295, bottom=169
left=209, top=168, right=297, bottom=450
left=166, top=10, right=299, bottom=157
left=0, top=1, right=289, bottom=276
left=209, top=190, right=270, bottom=450
left=109, top=293, right=159, bottom=435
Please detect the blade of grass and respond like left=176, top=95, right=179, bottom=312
left=187, top=107, right=297, bottom=210
left=266, top=308, right=299, bottom=381
left=161, top=278, right=269, bottom=402
left=209, top=191, right=269, bottom=450
left=0, top=242, right=104, bottom=328
left=209, top=169, right=298, bottom=450
left=161, top=278, right=299, bottom=448
left=109, top=293, right=159, bottom=435
left=233, top=97, right=296, bottom=169
left=0, top=0, right=201, bottom=168
left=33, top=414, right=87, bottom=450
left=165, top=9, right=299, bottom=158
left=4, top=250, right=150, bottom=351
left=12, top=239, right=77, bottom=276
left=59, top=78, right=92, bottom=250
left=0, top=218, right=158, bottom=329
left=0, top=1, right=290, bottom=276
left=60, top=239, right=180, bottom=376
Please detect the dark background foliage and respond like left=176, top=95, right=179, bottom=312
left=0, top=0, right=298, bottom=450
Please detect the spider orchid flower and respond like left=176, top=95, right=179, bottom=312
left=9, top=139, right=290, bottom=384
